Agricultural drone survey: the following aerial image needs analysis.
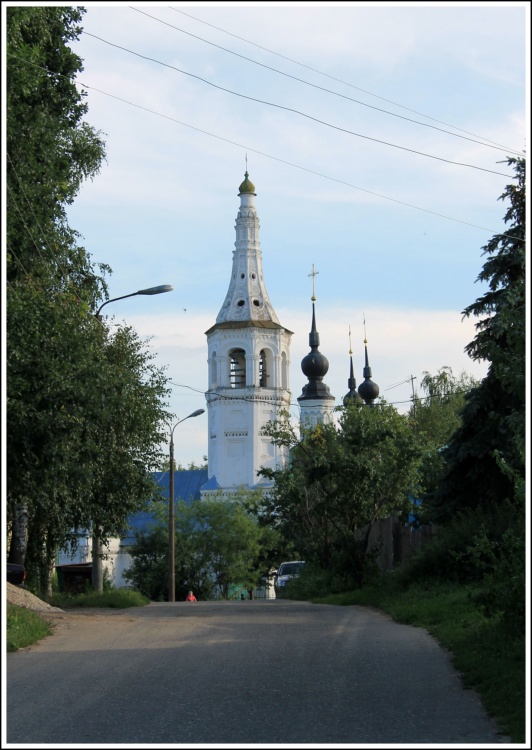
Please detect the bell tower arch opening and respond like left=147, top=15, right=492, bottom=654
left=259, top=348, right=274, bottom=388
left=229, top=348, right=246, bottom=388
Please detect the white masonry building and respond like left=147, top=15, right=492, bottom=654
left=202, top=172, right=293, bottom=494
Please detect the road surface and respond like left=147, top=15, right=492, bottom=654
left=6, top=599, right=509, bottom=745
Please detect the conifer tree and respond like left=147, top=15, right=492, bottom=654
left=428, top=157, right=525, bottom=522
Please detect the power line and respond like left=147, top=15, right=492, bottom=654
left=81, top=32, right=514, bottom=179
left=6, top=52, right=524, bottom=242
left=168, top=5, right=524, bottom=156
left=130, top=6, right=523, bottom=158
left=168, top=380, right=478, bottom=410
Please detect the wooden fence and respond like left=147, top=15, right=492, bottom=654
left=369, top=515, right=439, bottom=572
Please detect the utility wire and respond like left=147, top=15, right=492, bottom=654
left=168, top=380, right=477, bottom=409
left=6, top=52, right=524, bottom=242
left=169, top=5, right=523, bottom=155
left=131, top=6, right=523, bottom=158
left=6, top=183, right=66, bottom=282
left=82, top=32, right=513, bottom=179
left=6, top=242, right=32, bottom=281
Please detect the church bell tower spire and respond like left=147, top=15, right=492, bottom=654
left=204, top=172, right=293, bottom=493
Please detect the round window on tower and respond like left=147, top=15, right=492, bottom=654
left=237, top=300, right=245, bottom=307
left=253, top=299, right=261, bottom=307
left=240, top=273, right=245, bottom=279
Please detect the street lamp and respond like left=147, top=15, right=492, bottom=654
left=91, top=283, right=173, bottom=593
left=95, top=285, right=174, bottom=318
left=168, top=409, right=205, bottom=602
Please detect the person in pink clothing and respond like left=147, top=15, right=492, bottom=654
left=185, top=591, right=197, bottom=602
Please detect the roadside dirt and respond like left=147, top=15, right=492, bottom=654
left=6, top=582, right=63, bottom=612
left=6, top=582, right=126, bottom=640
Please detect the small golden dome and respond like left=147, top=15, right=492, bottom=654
left=238, top=171, right=256, bottom=195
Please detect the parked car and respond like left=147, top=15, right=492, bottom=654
left=273, top=560, right=305, bottom=593
left=7, top=563, right=26, bottom=588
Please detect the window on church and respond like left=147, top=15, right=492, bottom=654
left=259, top=348, right=274, bottom=388
left=259, top=350, right=267, bottom=387
left=230, top=349, right=246, bottom=388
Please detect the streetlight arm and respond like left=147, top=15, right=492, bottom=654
left=96, top=292, right=139, bottom=318
left=169, top=409, right=206, bottom=445
left=95, top=284, right=174, bottom=318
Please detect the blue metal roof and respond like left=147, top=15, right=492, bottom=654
left=152, top=468, right=209, bottom=503
left=200, top=474, right=220, bottom=491
left=121, top=469, right=209, bottom=544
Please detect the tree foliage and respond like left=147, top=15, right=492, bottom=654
left=124, top=493, right=276, bottom=601
left=410, top=367, right=479, bottom=508
left=258, top=405, right=423, bottom=588
left=428, top=158, right=526, bottom=523
left=7, top=6, right=106, bottom=289
left=6, top=7, right=172, bottom=595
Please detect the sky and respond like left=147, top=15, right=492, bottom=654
left=9, top=1, right=529, bottom=467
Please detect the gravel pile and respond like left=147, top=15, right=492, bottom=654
left=6, top=582, right=64, bottom=612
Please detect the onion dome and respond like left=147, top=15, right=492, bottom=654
left=238, top=171, right=256, bottom=195
left=344, top=353, right=364, bottom=406
left=299, top=303, right=334, bottom=401
left=358, top=339, right=379, bottom=406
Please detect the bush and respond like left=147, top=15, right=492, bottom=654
left=48, top=588, right=149, bottom=609
left=397, top=504, right=514, bottom=586
left=278, top=558, right=378, bottom=600
left=459, top=523, right=525, bottom=634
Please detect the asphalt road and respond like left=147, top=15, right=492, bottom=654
left=6, top=599, right=509, bottom=745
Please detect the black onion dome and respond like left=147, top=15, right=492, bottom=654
left=358, top=341, right=379, bottom=406
left=344, top=354, right=363, bottom=406
left=298, top=303, right=334, bottom=402
left=301, top=349, right=329, bottom=379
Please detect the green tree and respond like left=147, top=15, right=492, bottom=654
left=411, top=367, right=478, bottom=509
left=122, top=522, right=169, bottom=602
left=6, top=7, right=172, bottom=596
left=7, top=6, right=106, bottom=286
left=428, top=157, right=525, bottom=522
left=260, top=405, right=422, bottom=587
left=190, top=495, right=270, bottom=598
left=7, top=5, right=108, bottom=576
left=124, top=493, right=275, bottom=601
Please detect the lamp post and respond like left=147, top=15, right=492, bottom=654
left=95, top=284, right=174, bottom=319
left=168, top=409, right=205, bottom=602
left=91, top=283, right=173, bottom=593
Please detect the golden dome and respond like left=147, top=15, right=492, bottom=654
left=238, top=171, right=256, bottom=195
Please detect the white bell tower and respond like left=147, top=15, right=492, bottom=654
left=204, top=172, right=292, bottom=493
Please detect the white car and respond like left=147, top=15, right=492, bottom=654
left=274, top=561, right=305, bottom=592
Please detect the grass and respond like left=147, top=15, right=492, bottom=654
left=6, top=605, right=52, bottom=652
left=312, top=580, right=526, bottom=744
left=47, top=587, right=150, bottom=609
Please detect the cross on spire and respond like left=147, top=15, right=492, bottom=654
left=308, top=264, right=319, bottom=301
left=363, top=313, right=368, bottom=344
left=349, top=325, right=353, bottom=355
